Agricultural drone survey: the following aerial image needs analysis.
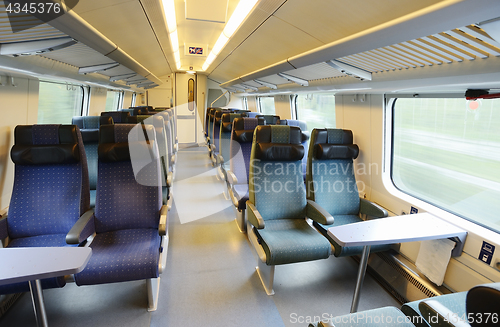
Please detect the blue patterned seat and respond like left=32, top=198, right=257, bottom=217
left=0, top=124, right=90, bottom=294
left=67, top=124, right=169, bottom=311
left=227, top=117, right=265, bottom=232
left=119, top=108, right=142, bottom=116
left=157, top=111, right=176, bottom=174
left=210, top=109, right=232, bottom=166
left=101, top=111, right=130, bottom=123
left=72, top=116, right=114, bottom=208
left=306, top=128, right=391, bottom=257
left=246, top=125, right=332, bottom=295
left=217, top=112, right=247, bottom=181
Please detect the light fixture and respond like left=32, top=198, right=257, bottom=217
left=78, top=63, right=120, bottom=74
left=202, top=0, right=259, bottom=71
left=327, top=60, right=372, bottom=81
left=254, top=79, right=277, bottom=89
left=277, top=72, right=309, bottom=86
left=162, top=0, right=181, bottom=70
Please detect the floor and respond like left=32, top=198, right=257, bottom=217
left=0, top=146, right=400, bottom=327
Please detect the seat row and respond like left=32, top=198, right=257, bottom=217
left=308, top=281, right=500, bottom=327
left=0, top=110, right=176, bottom=311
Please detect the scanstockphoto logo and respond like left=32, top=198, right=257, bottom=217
left=3, top=0, right=79, bottom=33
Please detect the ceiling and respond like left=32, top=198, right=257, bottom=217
left=0, top=0, right=499, bottom=93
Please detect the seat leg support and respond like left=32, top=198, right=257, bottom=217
left=235, top=208, right=246, bottom=233
left=256, top=259, right=275, bottom=296
left=147, top=277, right=160, bottom=312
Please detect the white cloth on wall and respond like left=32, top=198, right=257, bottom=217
left=416, top=238, right=455, bottom=286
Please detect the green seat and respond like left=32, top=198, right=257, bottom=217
left=246, top=125, right=332, bottom=295
left=306, top=128, right=391, bottom=257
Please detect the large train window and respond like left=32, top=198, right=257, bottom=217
left=258, top=96, right=275, bottom=114
left=38, top=81, right=85, bottom=123
left=105, top=90, right=123, bottom=111
left=391, top=97, right=500, bottom=232
left=295, top=93, right=336, bottom=134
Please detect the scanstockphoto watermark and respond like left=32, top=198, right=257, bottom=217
left=3, top=0, right=80, bottom=33
left=250, top=159, right=380, bottom=194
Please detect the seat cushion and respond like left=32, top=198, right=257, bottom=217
left=75, top=229, right=161, bottom=286
left=233, top=184, right=249, bottom=210
left=255, top=219, right=331, bottom=265
left=313, top=215, right=392, bottom=257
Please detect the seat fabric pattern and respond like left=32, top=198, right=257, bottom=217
left=255, top=219, right=331, bottom=265
left=74, top=229, right=160, bottom=285
left=229, top=117, right=261, bottom=185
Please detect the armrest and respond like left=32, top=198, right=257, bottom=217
left=159, top=205, right=168, bottom=236
left=359, top=198, right=388, bottom=218
left=174, top=143, right=178, bottom=152
left=246, top=201, right=265, bottom=229
left=210, top=144, right=216, bottom=153
left=419, top=300, right=470, bottom=327
left=226, top=170, right=238, bottom=185
left=0, top=214, right=8, bottom=240
left=217, top=154, right=224, bottom=165
left=66, top=209, right=95, bottom=244
left=306, top=200, right=334, bottom=225
left=166, top=171, right=173, bottom=187
left=170, top=153, right=176, bottom=167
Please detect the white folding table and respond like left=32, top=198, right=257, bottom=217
left=327, top=213, right=467, bottom=313
left=0, top=247, right=92, bottom=327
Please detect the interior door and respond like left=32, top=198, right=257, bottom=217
left=175, top=73, right=198, bottom=144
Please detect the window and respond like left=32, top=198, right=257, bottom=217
left=105, top=90, right=123, bottom=112
left=391, top=97, right=500, bottom=232
left=243, top=97, right=248, bottom=110
left=295, top=93, right=336, bottom=134
left=131, top=93, right=137, bottom=107
left=258, top=96, right=275, bottom=114
left=38, top=81, right=84, bottom=124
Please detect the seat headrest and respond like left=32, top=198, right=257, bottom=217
left=311, top=128, right=358, bottom=160
left=233, top=117, right=265, bottom=131
left=72, top=116, right=114, bottom=142
left=11, top=125, right=81, bottom=165
left=257, top=115, right=280, bottom=125
left=101, top=111, right=130, bottom=123
left=466, top=283, right=500, bottom=327
left=98, top=124, right=156, bottom=162
left=221, top=113, right=246, bottom=132
left=253, top=125, right=304, bottom=161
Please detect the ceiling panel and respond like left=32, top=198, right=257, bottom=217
left=75, top=0, right=171, bottom=77
left=283, top=62, right=344, bottom=81
left=210, top=15, right=324, bottom=82
left=272, top=0, right=443, bottom=44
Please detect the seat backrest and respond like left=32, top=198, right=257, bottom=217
left=278, top=119, right=310, bottom=178
left=219, top=113, right=247, bottom=164
left=95, top=124, right=162, bottom=233
left=246, top=112, right=259, bottom=118
left=72, top=116, right=114, bottom=192
left=466, top=282, right=500, bottom=327
left=8, top=124, right=90, bottom=239
left=205, top=107, right=218, bottom=136
left=306, top=128, right=360, bottom=215
left=212, top=110, right=231, bottom=154
left=256, top=115, right=280, bottom=125
left=101, top=111, right=130, bottom=123
left=249, top=125, right=306, bottom=220
left=208, top=108, right=223, bottom=144
left=120, top=108, right=142, bottom=116
left=230, top=117, right=265, bottom=184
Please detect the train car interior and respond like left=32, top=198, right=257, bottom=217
left=0, top=0, right=499, bottom=326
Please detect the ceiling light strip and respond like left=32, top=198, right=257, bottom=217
left=162, top=0, right=181, bottom=70
left=202, top=0, right=259, bottom=71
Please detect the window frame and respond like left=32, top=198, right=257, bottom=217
left=383, top=94, right=500, bottom=239
left=257, top=96, right=275, bottom=114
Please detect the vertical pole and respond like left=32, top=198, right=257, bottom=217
left=29, top=279, right=48, bottom=327
left=350, top=245, right=371, bottom=313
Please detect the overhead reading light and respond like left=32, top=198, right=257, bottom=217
left=327, top=60, right=372, bottom=81
left=241, top=83, right=259, bottom=91
left=109, top=73, right=137, bottom=82
left=78, top=63, right=120, bottom=74
left=254, top=79, right=277, bottom=89
left=202, top=0, right=259, bottom=71
left=277, top=72, right=309, bottom=86
left=162, top=0, right=181, bottom=70
left=0, top=37, right=77, bottom=56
